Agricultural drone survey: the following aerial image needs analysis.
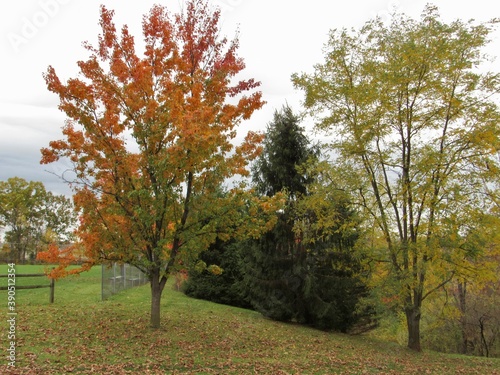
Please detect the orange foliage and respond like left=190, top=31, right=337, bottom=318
left=37, top=243, right=93, bottom=280
left=39, top=0, right=270, bottom=292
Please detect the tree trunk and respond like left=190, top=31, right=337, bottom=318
left=457, top=281, right=469, bottom=354
left=405, top=305, right=422, bottom=351
left=150, top=268, right=166, bottom=329
left=479, top=317, right=490, bottom=358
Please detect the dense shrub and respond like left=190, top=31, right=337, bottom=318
left=183, top=240, right=251, bottom=309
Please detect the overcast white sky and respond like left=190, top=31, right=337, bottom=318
left=1, top=0, right=500, bottom=197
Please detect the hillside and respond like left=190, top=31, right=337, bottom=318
left=1, top=265, right=499, bottom=374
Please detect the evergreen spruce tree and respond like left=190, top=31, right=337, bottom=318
left=242, top=105, right=315, bottom=322
left=300, top=199, right=371, bottom=332
left=244, top=104, right=372, bottom=332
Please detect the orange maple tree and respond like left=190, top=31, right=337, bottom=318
left=39, top=0, right=280, bottom=328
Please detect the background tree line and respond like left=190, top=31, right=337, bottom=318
left=0, top=177, right=75, bottom=263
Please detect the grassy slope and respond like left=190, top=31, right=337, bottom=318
left=0, top=265, right=499, bottom=375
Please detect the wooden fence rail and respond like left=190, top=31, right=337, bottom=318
left=0, top=273, right=55, bottom=303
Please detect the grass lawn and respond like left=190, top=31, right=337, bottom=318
left=0, top=264, right=499, bottom=374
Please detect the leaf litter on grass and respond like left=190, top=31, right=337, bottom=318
left=1, top=271, right=499, bottom=374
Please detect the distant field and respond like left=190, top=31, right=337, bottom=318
left=0, top=264, right=499, bottom=374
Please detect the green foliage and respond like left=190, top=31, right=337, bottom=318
left=302, top=222, right=372, bottom=332
left=183, top=239, right=251, bottom=309
left=252, top=104, right=318, bottom=198
left=243, top=105, right=314, bottom=322
left=241, top=105, right=372, bottom=332
left=241, top=209, right=373, bottom=333
left=242, top=216, right=306, bottom=322
left=0, top=177, right=75, bottom=263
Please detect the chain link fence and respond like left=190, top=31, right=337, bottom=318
left=101, top=263, right=148, bottom=300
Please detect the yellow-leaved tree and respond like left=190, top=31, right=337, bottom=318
left=292, top=5, right=500, bottom=351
